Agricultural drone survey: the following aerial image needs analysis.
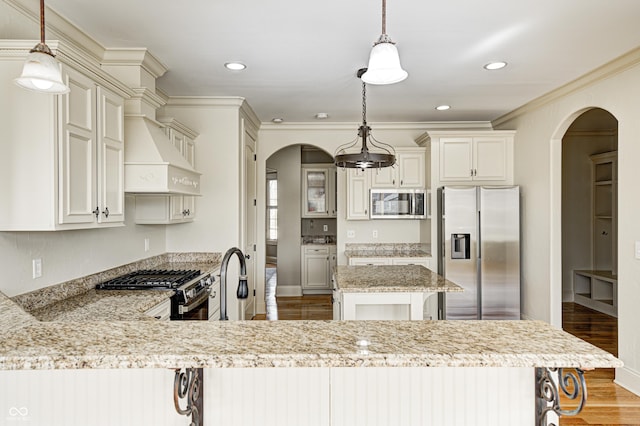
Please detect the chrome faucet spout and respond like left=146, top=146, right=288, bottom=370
left=219, top=247, right=248, bottom=321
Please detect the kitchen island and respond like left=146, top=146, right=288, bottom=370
left=332, top=264, right=462, bottom=320
left=0, top=287, right=622, bottom=426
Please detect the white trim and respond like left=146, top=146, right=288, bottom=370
left=275, top=285, right=303, bottom=297
left=259, top=121, right=494, bottom=131
left=615, top=366, right=640, bottom=396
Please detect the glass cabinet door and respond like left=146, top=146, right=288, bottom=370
left=305, top=170, right=327, bottom=214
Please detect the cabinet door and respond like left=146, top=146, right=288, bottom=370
left=58, top=68, right=97, bottom=225
left=170, top=196, right=186, bottom=221
left=303, top=252, right=330, bottom=289
left=97, top=86, right=124, bottom=224
left=473, top=137, right=507, bottom=181
left=370, top=166, right=397, bottom=188
left=397, top=152, right=425, bottom=188
left=391, top=257, right=431, bottom=268
left=327, top=168, right=337, bottom=217
left=346, top=168, right=370, bottom=220
left=348, top=258, right=392, bottom=266
left=439, top=138, right=473, bottom=182
left=302, top=168, right=329, bottom=217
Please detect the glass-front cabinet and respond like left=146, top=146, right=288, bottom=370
left=302, top=166, right=336, bottom=218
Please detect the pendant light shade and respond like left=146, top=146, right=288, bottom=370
left=14, top=0, right=69, bottom=95
left=361, top=0, right=407, bottom=85
left=334, top=69, right=396, bottom=170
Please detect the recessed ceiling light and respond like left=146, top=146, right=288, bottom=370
left=484, top=61, right=507, bottom=70
left=224, top=62, right=246, bottom=71
left=271, top=118, right=284, bottom=123
left=435, top=105, right=451, bottom=111
left=315, top=113, right=329, bottom=119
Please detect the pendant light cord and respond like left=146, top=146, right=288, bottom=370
left=361, top=81, right=367, bottom=126
left=39, top=0, right=45, bottom=44
left=381, top=0, right=387, bottom=35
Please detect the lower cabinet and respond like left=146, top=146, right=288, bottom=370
left=301, top=245, right=336, bottom=294
left=144, top=299, right=171, bottom=321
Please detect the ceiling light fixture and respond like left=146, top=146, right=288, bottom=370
left=14, top=0, right=69, bottom=94
left=315, top=113, right=329, bottom=119
left=334, top=69, right=396, bottom=170
left=224, top=62, right=246, bottom=71
left=361, top=0, right=407, bottom=85
left=271, top=118, right=283, bottom=123
left=435, top=105, right=451, bottom=111
left=484, top=61, right=507, bottom=70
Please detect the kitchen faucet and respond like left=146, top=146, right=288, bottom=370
left=219, top=247, right=248, bottom=320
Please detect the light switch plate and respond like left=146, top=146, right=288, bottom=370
left=635, top=241, right=640, bottom=259
left=32, top=258, right=42, bottom=279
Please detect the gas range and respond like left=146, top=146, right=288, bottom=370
left=96, top=269, right=215, bottom=319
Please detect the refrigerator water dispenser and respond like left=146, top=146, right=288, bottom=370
left=451, top=234, right=470, bottom=259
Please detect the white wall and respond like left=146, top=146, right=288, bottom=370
left=266, top=145, right=302, bottom=294
left=0, top=196, right=166, bottom=297
left=494, top=49, right=640, bottom=395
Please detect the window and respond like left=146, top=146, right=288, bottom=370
left=267, top=174, right=278, bottom=241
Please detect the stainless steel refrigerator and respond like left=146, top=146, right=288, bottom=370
left=437, top=186, right=520, bottom=320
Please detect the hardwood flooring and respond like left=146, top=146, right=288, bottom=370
left=254, top=274, right=639, bottom=424
left=560, top=303, right=640, bottom=425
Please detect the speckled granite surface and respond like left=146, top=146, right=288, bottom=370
left=345, top=243, right=431, bottom=258
left=12, top=252, right=221, bottom=313
left=29, top=290, right=172, bottom=322
left=334, top=265, right=462, bottom=293
left=0, top=318, right=622, bottom=370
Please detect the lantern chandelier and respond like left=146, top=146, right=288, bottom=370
left=361, top=0, right=408, bottom=85
left=334, top=68, right=396, bottom=170
left=14, top=0, right=70, bottom=94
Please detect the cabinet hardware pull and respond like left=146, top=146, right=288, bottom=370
left=92, top=206, right=100, bottom=219
left=154, top=315, right=162, bottom=320
left=102, top=207, right=109, bottom=218
left=245, top=254, right=251, bottom=260
left=470, top=169, right=473, bottom=177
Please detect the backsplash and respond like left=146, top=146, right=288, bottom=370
left=301, top=218, right=336, bottom=237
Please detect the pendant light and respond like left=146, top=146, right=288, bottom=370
left=334, top=69, right=396, bottom=170
left=14, top=0, right=70, bottom=94
left=361, top=0, right=408, bottom=85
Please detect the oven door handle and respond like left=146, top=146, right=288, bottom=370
left=180, top=290, right=210, bottom=313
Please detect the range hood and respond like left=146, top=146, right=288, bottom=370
left=124, top=115, right=201, bottom=196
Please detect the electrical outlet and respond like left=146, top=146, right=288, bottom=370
left=144, top=238, right=150, bottom=252
left=347, top=230, right=355, bottom=238
left=372, top=230, right=378, bottom=239
left=636, top=241, right=640, bottom=259
left=32, top=258, right=42, bottom=279
left=323, top=225, right=328, bottom=232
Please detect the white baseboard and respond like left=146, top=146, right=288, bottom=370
left=275, top=285, right=302, bottom=297
left=615, top=366, right=640, bottom=396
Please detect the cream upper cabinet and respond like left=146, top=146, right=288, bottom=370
left=0, top=61, right=125, bottom=231
left=371, top=149, right=426, bottom=188
left=439, top=135, right=512, bottom=182
left=134, top=118, right=198, bottom=224
left=302, top=165, right=336, bottom=218
left=346, top=168, right=370, bottom=220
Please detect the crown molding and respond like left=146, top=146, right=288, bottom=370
left=493, top=46, right=640, bottom=127
left=156, top=116, right=199, bottom=139
left=259, top=121, right=493, bottom=131
left=165, top=96, right=247, bottom=108
left=102, top=48, right=168, bottom=79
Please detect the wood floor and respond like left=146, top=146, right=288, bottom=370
left=254, top=272, right=639, bottom=424
left=560, top=303, right=640, bottom=425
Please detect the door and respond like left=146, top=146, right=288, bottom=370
left=439, top=138, right=473, bottom=182
left=479, top=186, right=520, bottom=319
left=243, top=121, right=257, bottom=320
left=442, top=186, right=479, bottom=319
left=58, top=67, right=97, bottom=225
left=97, top=86, right=124, bottom=224
left=473, top=137, right=507, bottom=181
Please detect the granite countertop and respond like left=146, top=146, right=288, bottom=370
left=334, top=265, right=463, bottom=293
left=0, top=308, right=622, bottom=370
left=344, top=243, right=431, bottom=258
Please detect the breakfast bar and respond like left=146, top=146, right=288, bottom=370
left=0, top=287, right=623, bottom=426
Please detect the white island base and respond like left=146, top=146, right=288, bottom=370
left=2, top=366, right=543, bottom=426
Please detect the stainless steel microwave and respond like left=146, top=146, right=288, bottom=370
left=370, top=189, right=428, bottom=219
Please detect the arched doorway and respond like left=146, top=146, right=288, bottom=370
left=561, top=108, right=618, bottom=357
left=261, top=143, right=335, bottom=319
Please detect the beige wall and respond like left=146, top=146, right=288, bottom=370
left=266, top=145, right=302, bottom=295
left=494, top=49, right=640, bottom=394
